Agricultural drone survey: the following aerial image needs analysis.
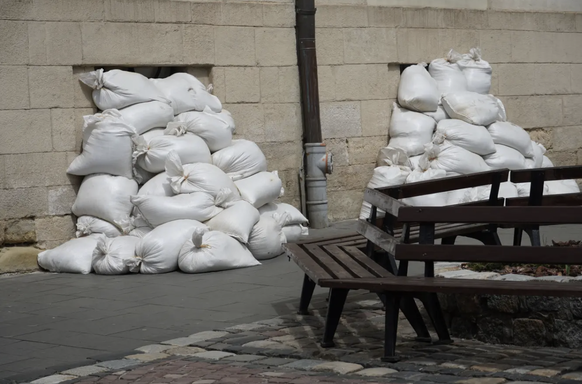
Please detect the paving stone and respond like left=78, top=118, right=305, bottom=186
left=134, top=344, right=173, bottom=354
left=124, top=352, right=169, bottom=362
left=226, top=323, right=268, bottom=332
left=419, top=374, right=465, bottom=383
left=95, top=359, right=141, bottom=370
left=470, top=364, right=507, bottom=373
left=30, top=375, right=77, bottom=384
left=222, top=354, right=267, bottom=363
left=187, top=331, right=230, bottom=341
left=61, top=365, right=109, bottom=376
left=242, top=340, right=289, bottom=349
left=562, top=372, right=582, bottom=381
left=355, top=367, right=398, bottom=377
left=223, top=334, right=267, bottom=346
left=311, top=361, right=364, bottom=374
left=192, top=351, right=235, bottom=361
left=254, top=357, right=298, bottom=367
left=281, top=359, right=324, bottom=371
left=505, top=367, right=543, bottom=374
left=529, top=369, right=562, bottom=377
left=456, top=379, right=507, bottom=384
left=161, top=336, right=202, bottom=347
left=441, top=362, right=468, bottom=369
left=165, top=346, right=207, bottom=356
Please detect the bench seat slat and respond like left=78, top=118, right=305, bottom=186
left=323, top=245, right=378, bottom=279
left=284, top=244, right=334, bottom=283
left=341, top=246, right=394, bottom=278
left=304, top=244, right=354, bottom=279
left=356, top=219, right=397, bottom=254
left=506, top=193, right=582, bottom=207
left=510, top=165, right=582, bottom=183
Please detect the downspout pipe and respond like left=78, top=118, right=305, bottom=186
left=296, top=0, right=333, bottom=229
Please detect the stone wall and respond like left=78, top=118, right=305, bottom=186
left=1, top=0, right=582, bottom=248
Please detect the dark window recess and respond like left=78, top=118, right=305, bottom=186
left=399, top=63, right=430, bottom=74
left=99, top=66, right=187, bottom=79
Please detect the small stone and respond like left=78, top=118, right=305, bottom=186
left=222, top=354, right=267, bottom=362
left=355, top=367, right=398, bottom=377
left=226, top=323, right=267, bottom=331
left=164, top=374, right=185, bottom=379
left=193, top=381, right=216, bottom=384
left=437, top=270, right=483, bottom=279
left=187, top=330, right=230, bottom=341
left=242, top=340, right=288, bottom=349
left=493, top=274, right=535, bottom=282
left=408, top=359, right=438, bottom=366
left=256, top=318, right=288, bottom=327
left=161, top=336, right=201, bottom=346
left=259, top=372, right=286, bottom=377
left=504, top=366, right=542, bottom=374
left=61, top=365, right=108, bottom=376
left=134, top=344, right=172, bottom=354
left=30, top=375, right=77, bottom=384
left=281, top=359, right=323, bottom=371
left=456, top=379, right=506, bottom=384
left=96, top=359, right=140, bottom=370
left=470, top=365, right=504, bottom=373
left=537, top=276, right=573, bottom=283
left=165, top=346, right=206, bottom=356
left=562, top=372, right=582, bottom=380
left=311, top=361, right=364, bottom=374
left=192, top=351, right=235, bottom=360
left=442, top=362, right=468, bottom=369
left=124, top=353, right=169, bottom=362
left=528, top=368, right=561, bottom=377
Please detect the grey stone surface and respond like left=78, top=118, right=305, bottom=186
left=30, top=374, right=76, bottom=384
left=192, top=351, right=236, bottom=360
left=281, top=359, right=324, bottom=371
left=95, top=359, right=141, bottom=369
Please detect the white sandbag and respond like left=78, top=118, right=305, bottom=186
left=133, top=132, right=211, bottom=174
left=178, top=228, right=260, bottom=273
left=487, top=121, right=534, bottom=157
left=206, top=200, right=260, bottom=244
left=282, top=225, right=309, bottom=243
left=546, top=180, right=581, bottom=195
left=542, top=155, right=553, bottom=168
left=525, top=142, right=545, bottom=169
left=494, top=97, right=507, bottom=122
left=483, top=144, right=526, bottom=170
left=441, top=92, right=500, bottom=126
left=457, top=48, right=492, bottom=94
left=397, top=63, right=439, bottom=112
left=141, top=128, right=165, bottom=142
left=92, top=235, right=140, bottom=275
left=118, top=101, right=174, bottom=135
left=129, top=219, right=207, bottom=274
left=388, top=103, right=436, bottom=156
left=376, top=146, right=410, bottom=167
left=165, top=151, right=241, bottom=199
left=428, top=49, right=468, bottom=95
left=448, top=188, right=473, bottom=205
left=133, top=164, right=156, bottom=185
left=38, top=236, right=98, bottom=274
left=76, top=216, right=122, bottom=238
left=401, top=169, right=448, bottom=207
left=211, top=140, right=268, bottom=180
left=466, top=182, right=519, bottom=202
left=137, top=172, right=174, bottom=197
left=73, top=174, right=138, bottom=226
left=150, top=73, right=222, bottom=114
left=433, top=119, right=495, bottom=155
left=248, top=213, right=289, bottom=260
left=259, top=203, right=308, bottom=226
left=234, top=171, right=282, bottom=209
left=79, top=69, right=168, bottom=110
left=359, top=165, right=411, bottom=219
left=409, top=155, right=422, bottom=171
left=423, top=142, right=490, bottom=176
left=172, top=107, right=234, bottom=152
left=67, top=110, right=135, bottom=179
left=130, top=192, right=223, bottom=227
left=424, top=105, right=449, bottom=123
left=129, top=226, right=152, bottom=238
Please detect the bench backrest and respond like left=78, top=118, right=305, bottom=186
left=508, top=165, right=582, bottom=206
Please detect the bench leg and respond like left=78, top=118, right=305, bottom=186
left=382, top=293, right=401, bottom=362
left=422, top=293, right=453, bottom=344
left=513, top=228, right=523, bottom=246
left=298, top=274, right=316, bottom=315
left=321, top=288, right=349, bottom=348
left=400, top=297, right=432, bottom=342
left=525, top=227, right=541, bottom=247
left=441, top=236, right=456, bottom=245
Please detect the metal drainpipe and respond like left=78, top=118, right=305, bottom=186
left=296, top=0, right=333, bottom=229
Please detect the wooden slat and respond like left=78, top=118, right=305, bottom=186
left=299, top=234, right=362, bottom=246
left=356, top=219, right=397, bottom=254
left=363, top=188, right=403, bottom=217
left=318, top=276, right=582, bottom=296
left=283, top=244, right=333, bottom=283
left=323, top=245, right=377, bottom=278
left=395, top=244, right=582, bottom=264
left=398, top=206, right=582, bottom=225
left=377, top=169, right=509, bottom=199
left=341, top=246, right=393, bottom=277
left=303, top=244, right=353, bottom=279
left=511, top=165, right=582, bottom=183
left=506, top=193, right=582, bottom=207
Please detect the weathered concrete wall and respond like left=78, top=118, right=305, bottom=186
left=1, top=0, right=581, bottom=247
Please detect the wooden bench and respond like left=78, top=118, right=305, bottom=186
left=285, top=169, right=510, bottom=358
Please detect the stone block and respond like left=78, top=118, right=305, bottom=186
left=31, top=0, right=104, bottom=21
left=264, top=103, right=302, bottom=143
left=327, top=164, right=375, bottom=192
left=0, top=66, right=29, bottom=109
left=136, top=24, right=183, bottom=65
left=397, top=28, right=442, bottom=64
left=81, top=22, right=139, bottom=65
left=35, top=215, right=75, bottom=247
left=535, top=64, right=571, bottom=95
left=320, top=101, right=361, bottom=139
left=361, top=99, right=392, bottom=138
left=0, top=109, right=52, bottom=154
left=4, top=152, right=70, bottom=189
left=513, top=319, right=546, bottom=346
left=259, top=67, right=278, bottom=103
left=0, top=246, right=40, bottom=273
left=572, top=64, right=582, bottom=94
left=453, top=9, right=488, bottom=29
left=222, top=3, right=263, bottom=26
left=51, top=109, right=78, bottom=152
left=502, top=96, right=563, bottom=129
left=257, top=141, right=301, bottom=173
left=210, top=67, right=226, bottom=102
left=49, top=186, right=76, bottom=216
left=155, top=0, right=191, bottom=23
left=259, top=66, right=299, bottom=103
left=315, top=28, right=344, bottom=65
left=549, top=150, right=578, bottom=166
left=317, top=66, right=335, bottom=102
left=191, top=3, right=222, bottom=25
left=334, top=64, right=390, bottom=101
left=348, top=136, right=387, bottom=165
left=225, top=67, right=260, bottom=103
left=479, top=30, right=512, bottom=64
left=497, top=64, right=536, bottom=96
left=578, top=14, right=582, bottom=32
left=510, top=31, right=539, bottom=62
left=73, top=66, right=95, bottom=108
left=29, top=374, right=76, bottom=384
left=104, top=0, right=155, bottom=22
left=183, top=25, right=215, bottom=65
left=528, top=128, right=553, bottom=150
left=28, top=22, right=82, bottom=65
left=29, top=66, right=73, bottom=108
left=0, top=156, right=5, bottom=189
left=490, top=0, right=582, bottom=13
left=0, top=0, right=33, bottom=20
left=255, top=28, right=296, bottom=66
left=563, top=95, right=582, bottom=126
left=367, top=6, right=401, bottom=27
left=215, top=26, right=256, bottom=66
left=0, top=187, right=48, bottom=220
left=263, top=3, right=294, bottom=27
left=552, top=126, right=582, bottom=152
left=0, top=21, right=28, bottom=64
left=437, top=29, right=480, bottom=56
left=325, top=138, right=348, bottom=167
left=316, top=6, right=368, bottom=28
left=223, top=103, right=265, bottom=141
left=4, top=219, right=36, bottom=244
left=401, top=8, right=455, bottom=29
left=278, top=169, right=300, bottom=203
left=343, top=28, right=396, bottom=64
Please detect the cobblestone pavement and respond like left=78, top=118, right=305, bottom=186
left=15, top=297, right=582, bottom=384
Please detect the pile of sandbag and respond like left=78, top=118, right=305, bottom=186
left=362, top=47, right=579, bottom=217
left=38, top=69, right=309, bottom=275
